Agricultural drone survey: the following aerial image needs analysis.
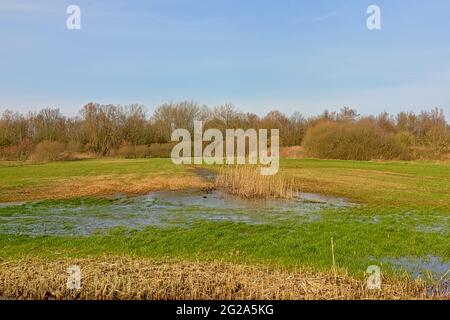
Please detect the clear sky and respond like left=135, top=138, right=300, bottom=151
left=0, top=0, right=449, bottom=117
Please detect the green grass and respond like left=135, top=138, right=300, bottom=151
left=0, top=158, right=187, bottom=189
left=0, top=158, right=200, bottom=202
left=1, top=208, right=448, bottom=277
left=0, top=158, right=448, bottom=279
left=281, top=158, right=450, bottom=210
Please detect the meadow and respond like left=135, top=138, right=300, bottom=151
left=0, top=158, right=448, bottom=299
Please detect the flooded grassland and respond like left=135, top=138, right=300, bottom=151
left=0, top=158, right=448, bottom=299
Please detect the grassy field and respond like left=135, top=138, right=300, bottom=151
left=282, top=159, right=450, bottom=210
left=0, top=158, right=206, bottom=202
left=0, top=158, right=448, bottom=299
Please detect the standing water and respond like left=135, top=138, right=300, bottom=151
left=0, top=190, right=348, bottom=236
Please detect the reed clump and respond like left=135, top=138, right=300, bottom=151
left=215, top=166, right=294, bottom=199
left=32, top=140, right=67, bottom=163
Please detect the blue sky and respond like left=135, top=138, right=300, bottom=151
left=0, top=0, right=449, bottom=117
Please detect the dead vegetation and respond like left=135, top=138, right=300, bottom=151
left=0, top=257, right=439, bottom=300
left=302, top=120, right=407, bottom=160
left=115, top=143, right=175, bottom=159
left=32, top=141, right=67, bottom=163
left=2, top=105, right=448, bottom=162
left=280, top=146, right=305, bottom=158
left=0, top=174, right=209, bottom=202
left=215, top=166, right=294, bottom=199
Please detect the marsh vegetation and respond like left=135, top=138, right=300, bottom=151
left=215, top=166, right=295, bottom=199
left=0, top=158, right=448, bottom=299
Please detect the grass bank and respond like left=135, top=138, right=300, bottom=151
left=0, top=158, right=207, bottom=202
left=281, top=158, right=450, bottom=210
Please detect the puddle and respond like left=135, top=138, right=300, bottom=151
left=383, top=255, right=450, bottom=280
left=415, top=218, right=449, bottom=234
left=0, top=190, right=349, bottom=236
left=300, top=193, right=349, bottom=207
left=190, top=167, right=217, bottom=182
left=0, top=201, right=25, bottom=208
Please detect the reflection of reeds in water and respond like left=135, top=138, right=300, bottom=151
left=215, top=166, right=294, bottom=199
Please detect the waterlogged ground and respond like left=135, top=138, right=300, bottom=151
left=0, top=190, right=448, bottom=280
left=0, top=190, right=349, bottom=236
left=0, top=158, right=448, bottom=283
left=383, top=256, right=450, bottom=280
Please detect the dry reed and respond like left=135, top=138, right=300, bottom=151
left=0, top=257, right=439, bottom=300
left=215, top=166, right=294, bottom=199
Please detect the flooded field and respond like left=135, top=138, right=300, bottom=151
left=383, top=256, right=450, bottom=279
left=0, top=190, right=349, bottom=236
left=1, top=188, right=447, bottom=281
left=0, top=159, right=448, bottom=299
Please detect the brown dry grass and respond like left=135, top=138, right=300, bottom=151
left=0, top=174, right=209, bottom=202
left=32, top=141, right=66, bottom=163
left=215, top=166, right=294, bottom=199
left=280, top=146, right=305, bottom=159
left=285, top=166, right=449, bottom=208
left=0, top=257, right=436, bottom=300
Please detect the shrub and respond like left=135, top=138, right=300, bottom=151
left=302, top=121, right=407, bottom=160
left=426, top=126, right=450, bottom=156
left=117, top=144, right=151, bottom=159
left=116, top=143, right=174, bottom=159
left=33, top=141, right=66, bottom=163
left=147, top=143, right=174, bottom=158
left=0, top=139, right=33, bottom=161
left=117, top=144, right=141, bottom=159
left=397, top=131, right=415, bottom=147
left=66, top=141, right=85, bottom=153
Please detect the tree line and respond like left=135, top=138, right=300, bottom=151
left=0, top=102, right=449, bottom=161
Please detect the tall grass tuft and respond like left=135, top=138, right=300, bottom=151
left=215, top=166, right=294, bottom=199
left=32, top=140, right=66, bottom=163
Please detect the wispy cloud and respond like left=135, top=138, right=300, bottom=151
left=0, top=1, right=59, bottom=14
left=311, top=11, right=343, bottom=22
left=290, top=10, right=344, bottom=25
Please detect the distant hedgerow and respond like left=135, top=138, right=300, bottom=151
left=302, top=120, right=407, bottom=160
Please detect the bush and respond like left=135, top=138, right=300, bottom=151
left=33, top=141, right=66, bottom=163
left=117, top=144, right=150, bottom=159
left=116, top=143, right=174, bottom=159
left=426, top=126, right=450, bottom=156
left=147, top=143, right=174, bottom=158
left=302, top=121, right=407, bottom=160
left=66, top=141, right=85, bottom=153
left=397, top=131, right=415, bottom=147
left=0, top=139, right=33, bottom=161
